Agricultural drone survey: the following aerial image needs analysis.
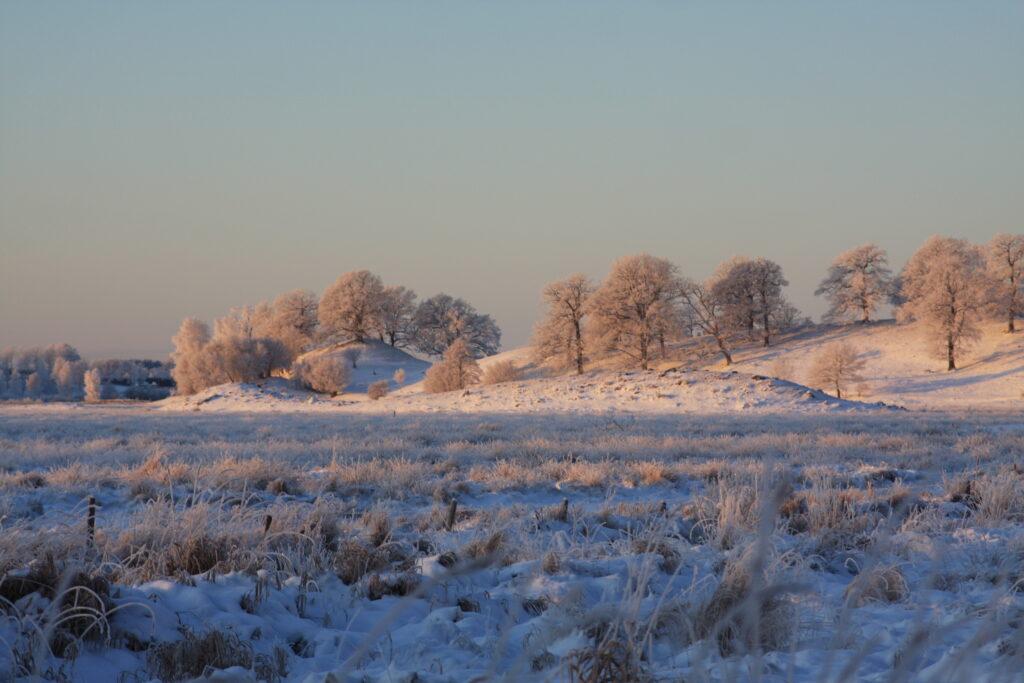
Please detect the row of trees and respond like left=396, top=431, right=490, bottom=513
left=533, top=233, right=1023, bottom=375
left=171, top=270, right=501, bottom=395
left=817, top=235, right=1023, bottom=370
left=533, top=253, right=803, bottom=372
left=0, top=344, right=145, bottom=401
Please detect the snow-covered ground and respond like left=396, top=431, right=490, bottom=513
left=3, top=322, right=1023, bottom=681
left=719, top=319, right=1024, bottom=410
left=3, top=405, right=1024, bottom=682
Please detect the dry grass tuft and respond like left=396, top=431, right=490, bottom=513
left=844, top=564, right=908, bottom=606
left=146, top=627, right=285, bottom=682
left=333, top=540, right=389, bottom=585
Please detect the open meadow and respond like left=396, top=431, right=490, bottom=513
left=3, top=400, right=1024, bottom=681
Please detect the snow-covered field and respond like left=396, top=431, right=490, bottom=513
left=3, top=324, right=1023, bottom=681
left=3, top=393, right=1024, bottom=681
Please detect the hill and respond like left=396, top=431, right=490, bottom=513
left=716, top=319, right=1024, bottom=409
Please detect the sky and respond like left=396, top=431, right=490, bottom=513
left=2, top=2, right=1022, bottom=359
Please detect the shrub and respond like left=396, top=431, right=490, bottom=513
left=481, top=360, right=523, bottom=385
left=292, top=355, right=351, bottom=396
left=367, top=380, right=389, bottom=400
left=423, top=338, right=481, bottom=394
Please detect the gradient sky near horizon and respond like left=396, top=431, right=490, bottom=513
left=2, top=2, right=1022, bottom=359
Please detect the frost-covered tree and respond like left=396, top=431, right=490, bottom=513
left=531, top=274, right=593, bottom=374
left=712, top=257, right=791, bottom=346
left=206, top=335, right=291, bottom=383
left=393, top=368, right=406, bottom=386
left=170, top=317, right=213, bottom=395
left=815, top=244, right=894, bottom=323
left=215, top=303, right=271, bottom=340
left=25, top=372, right=43, bottom=397
left=54, top=357, right=86, bottom=397
left=898, top=236, right=991, bottom=371
left=678, top=278, right=734, bottom=365
left=267, top=289, right=319, bottom=355
left=423, top=337, right=481, bottom=393
left=170, top=316, right=290, bottom=394
left=41, top=343, right=80, bottom=368
left=377, top=286, right=417, bottom=347
left=587, top=254, right=682, bottom=370
left=810, top=343, right=866, bottom=399
left=986, top=234, right=1024, bottom=333
left=412, top=294, right=501, bottom=358
left=319, top=270, right=385, bottom=343
left=84, top=368, right=103, bottom=403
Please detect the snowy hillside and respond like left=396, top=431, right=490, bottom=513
left=296, top=339, right=431, bottom=392
left=160, top=368, right=888, bottom=414
left=719, top=319, right=1024, bottom=409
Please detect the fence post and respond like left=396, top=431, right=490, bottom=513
left=445, top=499, right=458, bottom=531
left=86, top=496, right=96, bottom=546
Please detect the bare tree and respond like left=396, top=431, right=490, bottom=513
left=712, top=257, right=792, bottom=346
left=341, top=345, right=364, bottom=369
left=678, top=278, right=734, bottom=365
left=986, top=233, right=1024, bottom=333
left=898, top=236, right=991, bottom=371
left=319, top=270, right=385, bottom=343
left=84, top=368, right=103, bottom=403
left=412, top=294, right=501, bottom=358
left=377, top=286, right=417, bottom=347
left=815, top=244, right=894, bottom=323
left=293, top=355, right=351, bottom=396
left=587, top=254, right=682, bottom=370
left=810, top=343, right=866, bottom=399
left=531, top=274, right=593, bottom=374
left=423, top=337, right=481, bottom=393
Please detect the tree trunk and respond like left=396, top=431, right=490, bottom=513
left=762, top=312, right=771, bottom=347
left=574, top=320, right=585, bottom=375
left=715, top=335, right=732, bottom=365
left=947, top=335, right=956, bottom=371
left=1009, top=309, right=1016, bottom=333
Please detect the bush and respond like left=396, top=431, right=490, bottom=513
left=481, top=360, right=523, bottom=385
left=367, top=380, right=389, bottom=400
left=292, top=355, right=351, bottom=396
left=423, top=338, right=481, bottom=394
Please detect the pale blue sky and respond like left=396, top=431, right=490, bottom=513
left=2, top=2, right=1022, bottom=358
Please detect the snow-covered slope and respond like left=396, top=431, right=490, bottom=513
left=297, top=339, right=431, bottom=392
left=720, top=319, right=1024, bottom=409
left=159, top=368, right=888, bottom=414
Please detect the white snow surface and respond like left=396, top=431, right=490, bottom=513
left=158, top=369, right=890, bottom=415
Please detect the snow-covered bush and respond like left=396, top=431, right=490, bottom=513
left=292, top=355, right=351, bottom=396
left=424, top=338, right=480, bottom=393
left=367, top=379, right=389, bottom=400
left=170, top=317, right=292, bottom=394
left=481, top=360, right=523, bottom=385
